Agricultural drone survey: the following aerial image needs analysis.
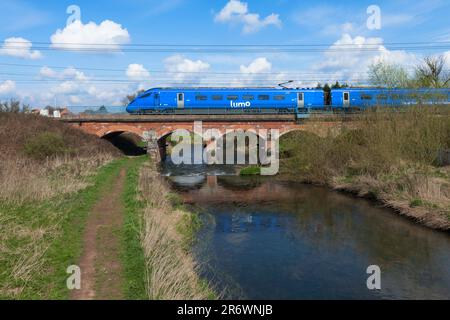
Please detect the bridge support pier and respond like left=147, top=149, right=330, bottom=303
left=143, top=130, right=161, bottom=163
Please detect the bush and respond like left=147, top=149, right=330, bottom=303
left=24, top=132, right=72, bottom=160
left=279, top=107, right=450, bottom=182
left=239, top=166, right=261, bottom=175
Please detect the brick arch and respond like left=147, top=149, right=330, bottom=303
left=157, top=128, right=195, bottom=142
left=279, top=128, right=311, bottom=138
left=96, top=125, right=145, bottom=139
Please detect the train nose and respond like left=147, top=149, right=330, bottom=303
left=126, top=99, right=138, bottom=113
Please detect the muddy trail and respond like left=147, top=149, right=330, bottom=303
left=72, top=168, right=126, bottom=300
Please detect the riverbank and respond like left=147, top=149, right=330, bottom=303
left=138, top=162, right=215, bottom=299
left=278, top=107, right=450, bottom=231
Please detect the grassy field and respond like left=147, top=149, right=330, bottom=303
left=279, top=106, right=450, bottom=230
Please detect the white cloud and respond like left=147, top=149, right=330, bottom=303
left=62, top=67, right=88, bottom=81
left=215, top=0, right=281, bottom=34
left=0, top=37, right=42, bottom=59
left=0, top=80, right=16, bottom=94
left=39, top=66, right=88, bottom=81
left=52, top=81, right=81, bottom=95
left=240, top=57, right=272, bottom=74
left=220, top=57, right=284, bottom=87
left=164, top=55, right=210, bottom=73
left=50, top=20, right=130, bottom=51
left=313, top=34, right=417, bottom=83
left=163, top=55, right=210, bottom=84
left=444, top=51, right=450, bottom=69
left=126, top=64, right=150, bottom=80
left=39, top=66, right=58, bottom=78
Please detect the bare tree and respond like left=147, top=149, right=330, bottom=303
left=415, top=55, right=450, bottom=88
left=122, top=89, right=146, bottom=105
left=0, top=99, right=21, bottom=113
left=368, top=62, right=410, bottom=88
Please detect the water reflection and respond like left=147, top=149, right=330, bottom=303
left=167, top=172, right=450, bottom=299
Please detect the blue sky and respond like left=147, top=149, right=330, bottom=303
left=0, top=0, right=449, bottom=107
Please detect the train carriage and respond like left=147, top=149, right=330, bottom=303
left=331, top=88, right=450, bottom=110
left=126, top=87, right=324, bottom=115
left=127, top=86, right=450, bottom=117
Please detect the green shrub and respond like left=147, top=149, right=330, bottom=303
left=24, top=132, right=72, bottom=160
left=239, top=166, right=261, bottom=175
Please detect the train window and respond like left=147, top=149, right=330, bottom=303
left=376, top=94, right=388, bottom=100
left=140, top=93, right=151, bottom=98
left=242, top=95, right=254, bottom=100
left=154, top=93, right=159, bottom=99
left=178, top=93, right=183, bottom=101
left=361, top=94, right=372, bottom=100
left=211, top=95, right=223, bottom=100
left=258, top=95, right=270, bottom=100
left=227, top=95, right=238, bottom=100
left=274, top=95, right=285, bottom=101
left=298, top=93, right=304, bottom=101
left=195, top=95, right=208, bottom=101
left=343, top=92, right=349, bottom=101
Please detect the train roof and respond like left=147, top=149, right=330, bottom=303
left=144, top=87, right=322, bottom=91
left=332, top=87, right=450, bottom=91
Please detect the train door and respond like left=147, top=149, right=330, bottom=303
left=297, top=92, right=304, bottom=109
left=177, top=92, right=184, bottom=109
left=154, top=92, right=160, bottom=106
left=343, top=91, right=350, bottom=108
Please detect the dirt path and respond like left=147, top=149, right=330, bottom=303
left=72, top=168, right=126, bottom=300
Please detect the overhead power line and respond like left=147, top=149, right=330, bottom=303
left=1, top=63, right=446, bottom=77
left=4, top=40, right=450, bottom=47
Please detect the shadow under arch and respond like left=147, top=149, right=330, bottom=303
left=101, top=131, right=146, bottom=156
left=157, top=129, right=200, bottom=163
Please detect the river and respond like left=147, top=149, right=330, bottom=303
left=161, top=163, right=450, bottom=300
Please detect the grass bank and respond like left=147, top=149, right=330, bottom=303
left=0, top=158, right=127, bottom=299
left=279, top=107, right=450, bottom=231
left=0, top=112, right=121, bottom=299
left=121, top=156, right=148, bottom=300
left=138, top=162, right=215, bottom=299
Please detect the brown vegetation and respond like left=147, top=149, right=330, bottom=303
left=280, top=107, right=450, bottom=230
left=138, top=162, right=213, bottom=299
left=0, top=112, right=120, bottom=298
left=0, top=113, right=119, bottom=204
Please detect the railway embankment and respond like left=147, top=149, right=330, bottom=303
left=278, top=107, right=450, bottom=231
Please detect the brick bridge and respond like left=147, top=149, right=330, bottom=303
left=60, top=113, right=357, bottom=162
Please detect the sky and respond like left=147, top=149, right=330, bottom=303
left=0, top=0, right=450, bottom=107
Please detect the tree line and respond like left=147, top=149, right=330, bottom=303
left=368, top=55, right=450, bottom=88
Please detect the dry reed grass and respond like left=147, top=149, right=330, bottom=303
left=280, top=107, right=450, bottom=230
left=138, top=163, right=213, bottom=300
left=0, top=154, right=115, bottom=205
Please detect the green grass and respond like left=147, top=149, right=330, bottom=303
left=239, top=166, right=261, bottom=176
left=0, top=157, right=127, bottom=299
left=121, top=156, right=148, bottom=300
left=1, top=154, right=218, bottom=300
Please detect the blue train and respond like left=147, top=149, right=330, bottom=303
left=126, top=87, right=450, bottom=116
